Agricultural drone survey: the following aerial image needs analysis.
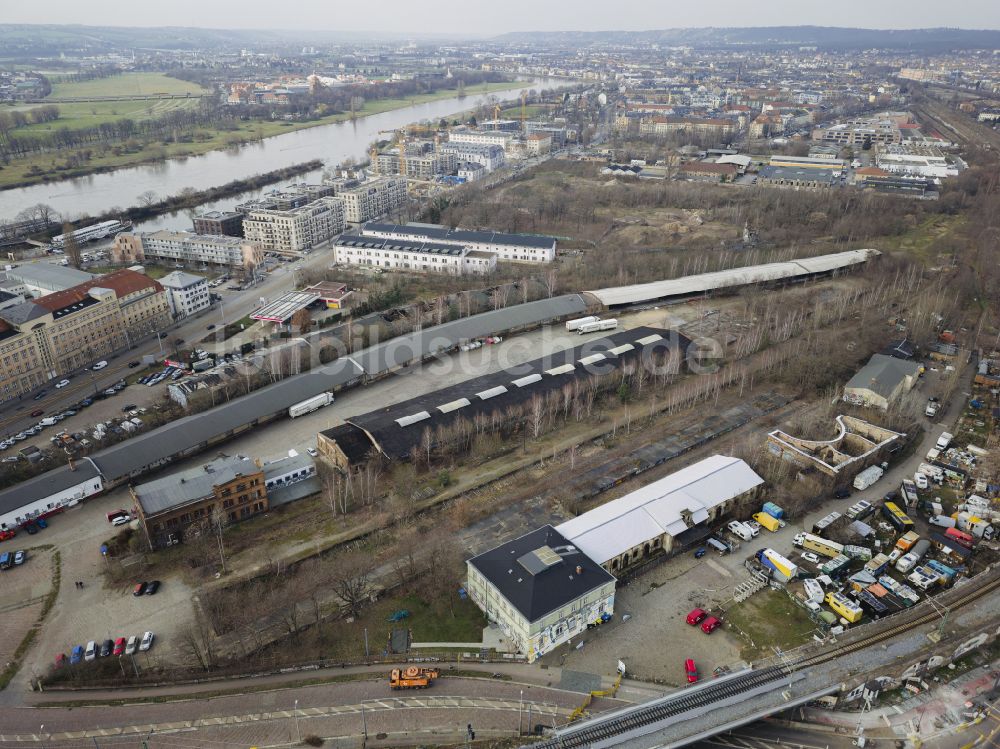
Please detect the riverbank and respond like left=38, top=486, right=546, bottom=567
left=0, top=80, right=528, bottom=191
left=80, top=159, right=324, bottom=227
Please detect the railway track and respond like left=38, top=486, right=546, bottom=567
left=530, top=570, right=1000, bottom=749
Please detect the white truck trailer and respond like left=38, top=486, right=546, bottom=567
left=578, top=319, right=618, bottom=334
left=853, top=465, right=884, bottom=491
left=565, top=316, right=600, bottom=332
left=288, top=392, right=335, bottom=419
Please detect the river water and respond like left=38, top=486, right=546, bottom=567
left=1, top=78, right=572, bottom=226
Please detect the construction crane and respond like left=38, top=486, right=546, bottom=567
left=493, top=103, right=502, bottom=121
left=521, top=91, right=528, bottom=131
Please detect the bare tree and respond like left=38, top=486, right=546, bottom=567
left=330, top=552, right=375, bottom=618
left=543, top=268, right=559, bottom=298
left=137, top=190, right=158, bottom=207
left=61, top=222, right=82, bottom=268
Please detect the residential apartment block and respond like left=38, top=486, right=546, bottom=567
left=335, top=177, right=407, bottom=224
left=160, top=271, right=211, bottom=318
left=638, top=116, right=735, bottom=139
left=242, top=196, right=346, bottom=254
left=438, top=142, right=506, bottom=172
left=112, top=231, right=263, bottom=271
left=361, top=223, right=557, bottom=263
left=193, top=210, right=244, bottom=237
left=132, top=455, right=269, bottom=549
left=0, top=270, right=170, bottom=401
left=447, top=129, right=515, bottom=149
left=332, top=235, right=497, bottom=275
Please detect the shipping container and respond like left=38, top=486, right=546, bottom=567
left=944, top=527, right=975, bottom=549
left=864, top=553, right=891, bottom=576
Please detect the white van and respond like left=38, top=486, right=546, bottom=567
left=727, top=520, right=753, bottom=541
left=92, top=360, right=108, bottom=370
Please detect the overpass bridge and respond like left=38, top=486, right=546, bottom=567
left=526, top=568, right=1000, bottom=749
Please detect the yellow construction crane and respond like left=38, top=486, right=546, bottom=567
left=493, top=103, right=502, bottom=121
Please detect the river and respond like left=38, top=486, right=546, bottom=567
left=1, top=78, right=573, bottom=225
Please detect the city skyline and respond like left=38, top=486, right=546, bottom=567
left=5, top=0, right=1000, bottom=34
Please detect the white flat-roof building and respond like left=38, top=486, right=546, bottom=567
left=2, top=265, right=94, bottom=297
left=438, top=142, right=505, bottom=172
left=333, top=235, right=497, bottom=275
left=242, top=196, right=345, bottom=254
left=555, top=455, right=765, bottom=574
left=361, top=222, right=557, bottom=264
left=448, top=129, right=515, bottom=149
left=160, top=271, right=210, bottom=319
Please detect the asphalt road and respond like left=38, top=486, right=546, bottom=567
left=0, top=247, right=337, bottom=440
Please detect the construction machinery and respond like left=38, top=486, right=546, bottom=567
left=389, top=666, right=440, bottom=690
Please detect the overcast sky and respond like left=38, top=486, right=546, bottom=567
left=6, top=0, right=1000, bottom=34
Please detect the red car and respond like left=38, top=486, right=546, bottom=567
left=686, top=608, right=707, bottom=626
left=54, top=653, right=67, bottom=668
left=685, top=658, right=699, bottom=683
left=701, top=616, right=722, bottom=634
left=0, top=529, right=15, bottom=542
left=112, top=637, right=126, bottom=656
left=30, top=409, right=44, bottom=417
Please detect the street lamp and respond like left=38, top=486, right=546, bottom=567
left=519, top=689, right=524, bottom=736
left=293, top=698, right=301, bottom=743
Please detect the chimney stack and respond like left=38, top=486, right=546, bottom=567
left=576, top=565, right=583, bottom=575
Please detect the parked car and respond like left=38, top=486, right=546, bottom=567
left=84, top=641, right=97, bottom=662
left=33, top=390, right=47, bottom=400
left=92, top=361, right=108, bottom=370
left=701, top=616, right=722, bottom=634
left=801, top=552, right=820, bottom=564
left=125, top=635, right=139, bottom=655
left=13, top=550, right=25, bottom=565
left=834, top=488, right=851, bottom=499
left=207, top=324, right=216, bottom=331
left=0, top=529, right=15, bottom=541
left=99, top=639, right=113, bottom=657
left=121, top=404, right=137, bottom=413
left=686, top=608, right=707, bottom=626
left=23, top=523, right=38, bottom=535
left=139, top=631, right=154, bottom=652
left=307, top=447, right=319, bottom=457
left=113, top=637, right=126, bottom=656
left=684, top=658, right=699, bottom=683
left=55, top=653, right=67, bottom=668
left=112, top=515, right=131, bottom=527
left=36, top=518, right=47, bottom=529
left=30, top=409, right=44, bottom=417
left=55, top=379, right=71, bottom=389
left=693, top=547, right=707, bottom=559
left=128, top=361, right=141, bottom=368
left=70, top=645, right=84, bottom=664
left=145, top=580, right=160, bottom=595
left=133, top=582, right=147, bottom=596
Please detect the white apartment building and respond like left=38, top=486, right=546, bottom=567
left=112, top=231, right=263, bottom=271
left=335, top=177, right=407, bottom=224
left=242, top=196, right=346, bottom=254
left=361, top=223, right=557, bottom=263
left=439, top=142, right=506, bottom=171
left=447, top=129, right=514, bottom=149
left=160, top=271, right=211, bottom=318
left=333, top=236, right=497, bottom=275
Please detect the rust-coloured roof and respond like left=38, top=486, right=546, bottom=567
left=34, top=270, right=162, bottom=313
left=680, top=162, right=738, bottom=175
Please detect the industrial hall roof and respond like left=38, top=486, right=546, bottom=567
left=347, top=327, right=689, bottom=460
left=133, top=455, right=260, bottom=516
left=586, top=249, right=877, bottom=307
left=555, top=455, right=764, bottom=566
left=467, top=525, right=615, bottom=624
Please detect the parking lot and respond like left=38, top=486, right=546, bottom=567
left=0, top=546, right=54, bottom=678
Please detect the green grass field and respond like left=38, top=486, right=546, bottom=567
left=0, top=79, right=530, bottom=189
left=47, top=72, right=206, bottom=99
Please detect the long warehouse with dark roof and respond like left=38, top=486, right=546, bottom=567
left=319, top=327, right=691, bottom=466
